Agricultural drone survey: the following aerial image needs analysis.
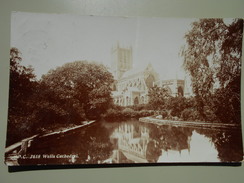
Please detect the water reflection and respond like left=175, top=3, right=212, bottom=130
left=108, top=122, right=194, bottom=163
left=106, top=121, right=242, bottom=163
left=10, top=120, right=242, bottom=165
left=108, top=123, right=150, bottom=163
left=158, top=131, right=219, bottom=162
left=196, top=128, right=243, bottom=162
left=17, top=123, right=113, bottom=165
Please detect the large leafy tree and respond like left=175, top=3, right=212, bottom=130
left=7, top=48, right=38, bottom=145
left=148, top=86, right=170, bottom=111
left=166, top=96, right=188, bottom=117
left=181, top=19, right=243, bottom=123
left=9, top=48, right=37, bottom=111
left=41, top=61, right=114, bottom=120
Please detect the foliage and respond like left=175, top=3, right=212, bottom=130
left=161, top=110, right=168, bottom=119
left=181, top=19, right=243, bottom=123
left=31, top=82, right=86, bottom=129
left=103, top=106, right=154, bottom=122
left=148, top=86, right=170, bottom=110
left=130, top=104, right=151, bottom=111
left=9, top=48, right=37, bottom=116
left=212, top=76, right=241, bottom=123
left=122, top=108, right=136, bottom=118
left=166, top=96, right=188, bottom=117
left=7, top=48, right=38, bottom=145
left=180, top=108, right=200, bottom=121
left=41, top=61, right=114, bottom=120
left=7, top=51, right=114, bottom=145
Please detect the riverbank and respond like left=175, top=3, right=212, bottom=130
left=5, top=120, right=96, bottom=154
left=139, top=117, right=239, bottom=129
left=41, top=120, right=96, bottom=137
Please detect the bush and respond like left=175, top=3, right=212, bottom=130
left=203, top=106, right=218, bottom=122
left=161, top=110, right=168, bottom=119
left=104, top=109, right=118, bottom=119
left=181, top=108, right=201, bottom=121
left=139, top=110, right=154, bottom=117
left=103, top=107, right=154, bottom=122
left=181, top=108, right=192, bottom=121
left=130, top=104, right=150, bottom=111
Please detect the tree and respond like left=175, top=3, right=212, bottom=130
left=166, top=96, right=187, bottom=117
left=9, top=48, right=37, bottom=111
left=181, top=19, right=243, bottom=123
left=41, top=61, right=114, bottom=120
left=7, top=48, right=38, bottom=145
left=148, top=86, right=170, bottom=111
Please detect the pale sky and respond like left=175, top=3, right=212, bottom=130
left=11, top=12, right=194, bottom=81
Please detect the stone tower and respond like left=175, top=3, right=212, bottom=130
left=111, top=43, right=133, bottom=80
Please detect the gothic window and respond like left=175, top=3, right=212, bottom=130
left=121, top=98, right=124, bottom=106
left=134, top=97, right=139, bottom=105
left=178, top=86, right=184, bottom=96
left=165, top=86, right=172, bottom=95
left=144, top=96, right=148, bottom=103
left=111, top=82, right=117, bottom=91
left=141, top=96, right=144, bottom=104
left=126, top=96, right=130, bottom=106
left=145, top=75, right=155, bottom=88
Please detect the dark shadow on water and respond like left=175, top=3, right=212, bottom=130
left=8, top=162, right=242, bottom=172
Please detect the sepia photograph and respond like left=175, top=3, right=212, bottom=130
left=5, top=12, right=243, bottom=166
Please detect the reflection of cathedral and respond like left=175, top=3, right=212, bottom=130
left=109, top=123, right=150, bottom=163
left=111, top=43, right=190, bottom=106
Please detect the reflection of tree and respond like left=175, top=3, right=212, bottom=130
left=18, top=123, right=113, bottom=165
left=196, top=128, right=243, bottom=162
left=84, top=123, right=113, bottom=164
left=17, top=120, right=243, bottom=165
left=145, top=140, right=161, bottom=163
left=148, top=124, right=193, bottom=153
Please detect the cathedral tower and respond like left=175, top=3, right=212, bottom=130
left=111, top=43, right=133, bottom=80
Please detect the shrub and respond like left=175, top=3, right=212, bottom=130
left=203, top=106, right=218, bottom=122
left=122, top=108, right=137, bottom=118
left=161, top=110, right=168, bottom=119
left=139, top=110, right=154, bottom=117
left=130, top=104, right=150, bottom=111
left=181, top=108, right=201, bottom=121
left=181, top=108, right=192, bottom=121
left=103, top=107, right=154, bottom=122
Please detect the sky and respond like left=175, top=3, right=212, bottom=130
left=11, top=12, right=194, bottom=81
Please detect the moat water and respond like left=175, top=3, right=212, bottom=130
left=15, top=119, right=243, bottom=165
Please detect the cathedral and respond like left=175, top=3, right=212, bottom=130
left=111, top=43, right=189, bottom=106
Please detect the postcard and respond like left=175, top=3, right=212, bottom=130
left=5, top=12, right=243, bottom=166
